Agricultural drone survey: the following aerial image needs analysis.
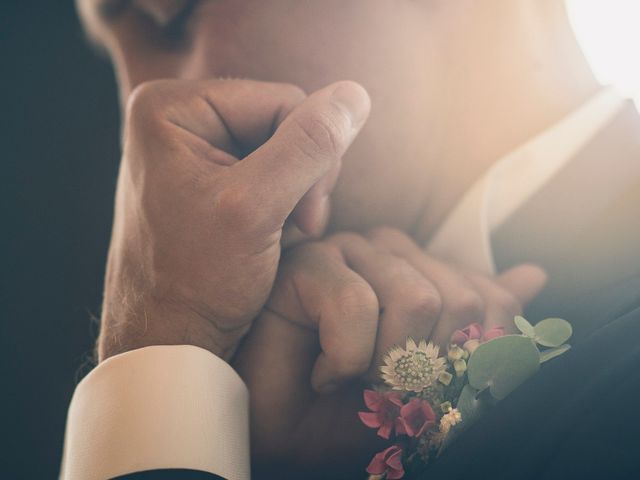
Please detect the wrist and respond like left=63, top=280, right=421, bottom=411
left=98, top=293, right=250, bottom=363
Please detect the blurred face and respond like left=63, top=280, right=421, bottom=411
left=80, top=0, right=460, bottom=236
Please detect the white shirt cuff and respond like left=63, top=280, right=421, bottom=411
left=60, top=345, right=250, bottom=480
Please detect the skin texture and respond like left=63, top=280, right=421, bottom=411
left=79, top=0, right=599, bottom=239
left=76, top=0, right=599, bottom=475
left=234, top=229, right=545, bottom=476
left=98, top=78, right=371, bottom=361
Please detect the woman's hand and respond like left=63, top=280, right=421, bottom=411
left=233, top=227, right=546, bottom=476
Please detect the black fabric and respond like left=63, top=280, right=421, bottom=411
left=112, top=469, right=225, bottom=480
left=422, top=296, right=640, bottom=480
left=422, top=105, right=640, bottom=479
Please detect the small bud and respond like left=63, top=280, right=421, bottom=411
left=440, top=401, right=452, bottom=413
left=447, top=345, right=465, bottom=361
left=463, top=339, right=481, bottom=354
left=454, top=358, right=467, bottom=377
left=438, top=371, right=453, bottom=386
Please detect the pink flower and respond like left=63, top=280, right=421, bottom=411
left=358, top=390, right=403, bottom=439
left=451, top=322, right=505, bottom=346
left=367, top=445, right=405, bottom=479
left=483, top=326, right=505, bottom=341
left=396, top=398, right=436, bottom=437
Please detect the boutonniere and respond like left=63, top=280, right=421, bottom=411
left=359, top=316, right=573, bottom=479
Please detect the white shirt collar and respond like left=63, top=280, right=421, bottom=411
left=425, top=87, right=627, bottom=275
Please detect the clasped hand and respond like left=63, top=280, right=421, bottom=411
left=234, top=228, right=545, bottom=474
left=100, top=78, right=546, bottom=477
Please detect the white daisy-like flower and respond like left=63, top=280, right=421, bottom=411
left=380, top=338, right=448, bottom=392
left=439, top=408, right=463, bottom=435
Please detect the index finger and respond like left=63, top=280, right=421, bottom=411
left=496, top=264, right=548, bottom=306
left=267, top=243, right=380, bottom=394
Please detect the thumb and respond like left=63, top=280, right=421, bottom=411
left=496, top=263, right=548, bottom=306
left=231, top=81, right=370, bottom=232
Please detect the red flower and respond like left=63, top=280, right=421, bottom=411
left=358, top=390, right=404, bottom=439
left=396, top=398, right=436, bottom=437
left=367, top=445, right=405, bottom=479
left=451, top=322, right=505, bottom=346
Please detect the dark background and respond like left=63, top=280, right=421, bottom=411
left=2, top=2, right=120, bottom=477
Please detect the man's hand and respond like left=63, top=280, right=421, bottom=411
left=233, top=227, right=546, bottom=477
left=98, top=79, right=370, bottom=362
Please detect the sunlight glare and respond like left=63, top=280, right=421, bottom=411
left=567, top=0, right=640, bottom=105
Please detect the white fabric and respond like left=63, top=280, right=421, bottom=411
left=61, top=86, right=626, bottom=480
left=426, top=87, right=626, bottom=274
left=61, top=345, right=249, bottom=480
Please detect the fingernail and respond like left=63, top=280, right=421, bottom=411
left=330, top=81, right=371, bottom=128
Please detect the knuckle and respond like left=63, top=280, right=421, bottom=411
left=126, top=80, right=175, bottom=126
left=404, top=288, right=443, bottom=321
left=293, top=110, right=345, bottom=159
left=449, top=291, right=485, bottom=321
left=333, top=281, right=379, bottom=323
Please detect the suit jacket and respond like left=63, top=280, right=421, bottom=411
left=492, top=100, right=640, bottom=340
left=420, top=101, right=640, bottom=479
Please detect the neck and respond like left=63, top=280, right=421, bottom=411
left=414, top=0, right=601, bottom=242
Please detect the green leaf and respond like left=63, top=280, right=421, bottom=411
left=539, top=344, right=571, bottom=363
left=467, top=335, right=540, bottom=400
left=533, top=318, right=573, bottom=347
left=456, top=384, right=492, bottom=428
left=514, top=315, right=535, bottom=338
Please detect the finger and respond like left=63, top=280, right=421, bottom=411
left=368, top=227, right=485, bottom=346
left=330, top=233, right=441, bottom=378
left=464, top=274, right=522, bottom=333
left=196, top=79, right=307, bottom=152
left=290, top=159, right=341, bottom=236
left=496, top=264, right=548, bottom=306
left=127, top=79, right=308, bottom=161
left=233, top=309, right=318, bottom=453
left=267, top=243, right=380, bottom=394
left=233, top=81, right=371, bottom=232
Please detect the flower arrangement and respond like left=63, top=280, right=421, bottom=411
left=359, top=316, right=573, bottom=479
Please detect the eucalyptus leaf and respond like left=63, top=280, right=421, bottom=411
left=539, top=344, right=571, bottom=363
left=467, top=335, right=540, bottom=400
left=455, top=384, right=492, bottom=428
left=514, top=315, right=535, bottom=338
left=533, top=318, right=573, bottom=347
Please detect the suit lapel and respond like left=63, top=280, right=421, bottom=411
left=491, top=100, right=640, bottom=339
